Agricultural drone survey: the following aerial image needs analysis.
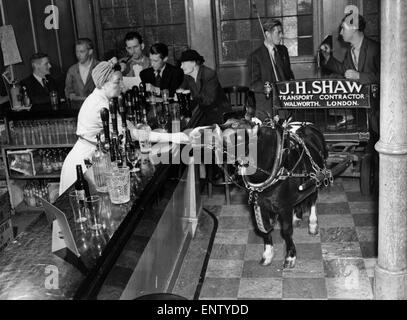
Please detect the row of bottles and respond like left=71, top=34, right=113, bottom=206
left=9, top=119, right=77, bottom=146
left=113, top=83, right=194, bottom=131
left=23, top=180, right=50, bottom=207
left=37, top=148, right=70, bottom=174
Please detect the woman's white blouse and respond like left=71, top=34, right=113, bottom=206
left=76, top=88, right=122, bottom=143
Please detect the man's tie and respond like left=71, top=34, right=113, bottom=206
left=42, top=78, right=49, bottom=91
left=351, top=46, right=358, bottom=71
left=155, top=72, right=162, bottom=88
left=273, top=47, right=286, bottom=81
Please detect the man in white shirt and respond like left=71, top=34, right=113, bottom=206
left=65, top=38, right=99, bottom=109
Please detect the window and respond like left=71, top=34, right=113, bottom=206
left=215, top=0, right=316, bottom=65
left=94, top=0, right=189, bottom=64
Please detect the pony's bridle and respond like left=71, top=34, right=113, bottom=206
left=240, top=120, right=286, bottom=194
left=195, top=120, right=333, bottom=204
left=237, top=120, right=333, bottom=205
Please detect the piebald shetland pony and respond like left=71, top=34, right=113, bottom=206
left=219, top=117, right=328, bottom=268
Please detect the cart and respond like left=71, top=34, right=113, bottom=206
left=261, top=79, right=379, bottom=195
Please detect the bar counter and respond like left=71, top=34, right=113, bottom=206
left=0, top=108, right=204, bottom=300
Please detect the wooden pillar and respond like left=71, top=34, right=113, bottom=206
left=374, top=0, right=407, bottom=300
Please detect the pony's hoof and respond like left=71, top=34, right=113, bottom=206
left=308, top=225, right=319, bottom=236
left=283, top=256, right=296, bottom=269
left=260, top=257, right=272, bottom=266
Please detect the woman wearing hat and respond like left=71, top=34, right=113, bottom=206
left=59, top=58, right=190, bottom=195
left=179, top=49, right=231, bottom=125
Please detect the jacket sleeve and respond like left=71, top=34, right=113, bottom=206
left=283, top=47, right=295, bottom=80
left=323, top=55, right=347, bottom=77
left=359, top=47, right=380, bottom=84
left=247, top=52, right=264, bottom=92
left=170, top=67, right=184, bottom=96
left=197, top=70, right=219, bottom=106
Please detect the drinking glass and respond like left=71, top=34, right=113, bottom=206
left=138, top=126, right=152, bottom=154
left=162, top=89, right=169, bottom=103
left=106, top=166, right=131, bottom=204
left=69, top=191, right=88, bottom=227
left=85, top=195, right=103, bottom=231
left=126, top=146, right=141, bottom=173
left=157, top=109, right=168, bottom=132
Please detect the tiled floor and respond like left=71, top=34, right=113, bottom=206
left=172, top=177, right=378, bottom=300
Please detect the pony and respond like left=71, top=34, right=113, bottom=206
left=215, top=117, right=329, bottom=268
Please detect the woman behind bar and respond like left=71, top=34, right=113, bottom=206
left=59, top=59, right=190, bottom=195
left=179, top=49, right=231, bottom=125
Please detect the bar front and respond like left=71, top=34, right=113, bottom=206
left=0, top=107, right=204, bottom=300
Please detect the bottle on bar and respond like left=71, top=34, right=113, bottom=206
left=132, top=86, right=142, bottom=124
left=118, top=93, right=128, bottom=130
left=22, top=86, right=31, bottom=107
left=139, top=82, right=147, bottom=105
left=124, top=128, right=134, bottom=168
left=125, top=90, right=134, bottom=125
left=75, top=165, right=90, bottom=205
left=171, top=94, right=181, bottom=133
left=183, top=89, right=193, bottom=118
left=175, top=89, right=184, bottom=114
left=115, top=138, right=124, bottom=168
left=92, top=133, right=111, bottom=193
left=100, top=108, right=111, bottom=152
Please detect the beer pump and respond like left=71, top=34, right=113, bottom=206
left=100, top=108, right=111, bottom=152
left=109, top=98, right=119, bottom=139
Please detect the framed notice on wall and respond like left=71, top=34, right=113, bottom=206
left=0, top=25, right=22, bottom=66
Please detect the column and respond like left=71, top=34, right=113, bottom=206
left=374, top=0, right=407, bottom=299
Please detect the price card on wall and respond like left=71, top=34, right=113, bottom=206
left=0, top=25, right=22, bottom=66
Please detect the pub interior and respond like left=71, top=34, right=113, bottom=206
left=0, top=0, right=406, bottom=301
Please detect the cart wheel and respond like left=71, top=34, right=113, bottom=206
left=360, top=154, right=374, bottom=195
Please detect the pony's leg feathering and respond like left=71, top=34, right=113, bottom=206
left=308, top=202, right=319, bottom=235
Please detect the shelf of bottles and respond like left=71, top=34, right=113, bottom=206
left=7, top=148, right=70, bottom=179
left=22, top=180, right=53, bottom=208
left=7, top=118, right=77, bottom=147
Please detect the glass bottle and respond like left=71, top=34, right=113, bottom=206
left=21, top=85, right=31, bottom=108
left=92, top=133, right=111, bottom=193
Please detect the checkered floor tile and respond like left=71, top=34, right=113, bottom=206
left=172, top=177, right=378, bottom=300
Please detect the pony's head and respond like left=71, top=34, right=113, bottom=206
left=219, top=117, right=285, bottom=181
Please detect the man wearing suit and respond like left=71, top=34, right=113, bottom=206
left=320, top=14, right=380, bottom=136
left=65, top=38, right=99, bottom=109
left=320, top=14, right=380, bottom=85
left=140, top=43, right=183, bottom=97
left=21, top=53, right=59, bottom=106
left=247, top=19, right=295, bottom=120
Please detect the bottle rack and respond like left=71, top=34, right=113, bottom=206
left=1, top=115, right=77, bottom=213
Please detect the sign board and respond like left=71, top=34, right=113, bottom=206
left=0, top=25, right=22, bottom=66
left=275, top=79, right=371, bottom=109
left=40, top=197, right=80, bottom=257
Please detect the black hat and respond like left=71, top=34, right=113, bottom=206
left=179, top=49, right=205, bottom=63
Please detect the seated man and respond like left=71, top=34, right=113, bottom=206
left=65, top=38, right=99, bottom=108
left=140, top=43, right=184, bottom=97
left=119, top=31, right=150, bottom=77
left=21, top=53, right=59, bottom=106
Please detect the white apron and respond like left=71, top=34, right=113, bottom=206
left=59, top=137, right=96, bottom=195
